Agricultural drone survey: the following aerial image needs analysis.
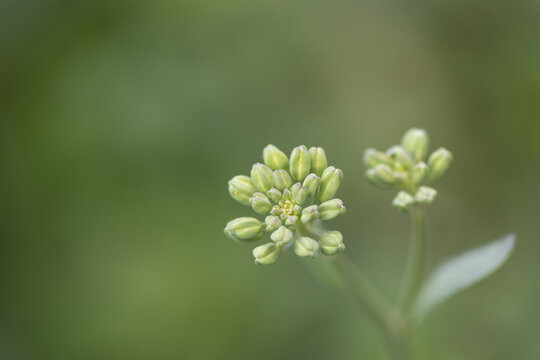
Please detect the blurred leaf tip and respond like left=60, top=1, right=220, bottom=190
left=413, top=233, right=516, bottom=323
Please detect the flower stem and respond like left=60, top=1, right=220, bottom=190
left=326, top=255, right=411, bottom=360
left=303, top=221, right=413, bottom=359
left=333, top=255, right=393, bottom=326
left=398, top=204, right=427, bottom=314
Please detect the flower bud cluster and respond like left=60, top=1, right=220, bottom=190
left=225, top=145, right=346, bottom=265
left=364, top=128, right=453, bottom=211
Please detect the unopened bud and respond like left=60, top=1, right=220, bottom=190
left=366, top=164, right=403, bottom=188
left=401, top=128, right=429, bottom=162
left=318, top=166, right=343, bottom=202
left=364, top=148, right=393, bottom=168
left=272, top=169, right=292, bottom=191
left=289, top=145, right=311, bottom=182
left=392, top=191, right=415, bottom=211
left=294, top=237, right=319, bottom=258
left=251, top=163, right=273, bottom=192
left=319, top=231, right=345, bottom=255
left=387, top=146, right=414, bottom=170
left=263, top=144, right=289, bottom=170
left=318, top=199, right=346, bottom=220
left=250, top=192, right=272, bottom=215
left=303, top=173, right=319, bottom=196
left=300, top=205, right=319, bottom=223
left=253, top=243, right=281, bottom=265
left=415, top=186, right=437, bottom=204
left=266, top=187, right=282, bottom=203
left=427, top=147, right=453, bottom=182
left=412, top=162, right=428, bottom=184
left=291, top=183, right=307, bottom=205
left=282, top=188, right=292, bottom=200
left=265, top=215, right=281, bottom=232
left=270, top=226, right=294, bottom=247
left=285, top=215, right=299, bottom=226
left=228, top=175, right=256, bottom=206
left=224, top=217, right=263, bottom=243
left=309, top=147, right=328, bottom=176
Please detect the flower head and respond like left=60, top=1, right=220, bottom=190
left=364, top=128, right=453, bottom=211
left=225, top=145, right=346, bottom=265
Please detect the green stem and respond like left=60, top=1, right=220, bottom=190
left=383, top=330, right=410, bottom=360
left=303, top=221, right=412, bottom=359
left=398, top=204, right=427, bottom=314
left=332, top=255, right=393, bottom=326
left=331, top=256, right=410, bottom=360
left=316, top=255, right=408, bottom=360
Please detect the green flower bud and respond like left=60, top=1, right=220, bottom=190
left=415, top=186, right=437, bottom=204
left=282, top=188, right=292, bottom=200
left=253, top=243, right=281, bottom=265
left=266, top=187, right=282, bottom=203
left=318, top=199, right=346, bottom=220
left=300, top=205, right=319, bottom=223
left=228, top=175, right=256, bottom=206
left=366, top=164, right=404, bottom=188
left=363, top=148, right=393, bottom=169
left=294, top=237, right=319, bottom=258
left=285, top=215, right=299, bottom=226
left=224, top=217, right=263, bottom=243
left=401, top=128, right=429, bottom=162
left=250, top=163, right=273, bottom=193
left=270, top=226, right=294, bottom=247
left=272, top=170, right=292, bottom=191
left=387, top=146, right=414, bottom=170
left=250, top=192, right=273, bottom=215
left=365, top=168, right=381, bottom=187
left=392, top=191, right=415, bottom=211
left=270, top=205, right=281, bottom=216
left=318, top=166, right=343, bottom=202
left=289, top=145, right=311, bottom=182
left=412, top=162, right=428, bottom=184
left=320, top=166, right=335, bottom=182
left=319, top=231, right=345, bottom=255
left=303, top=173, right=319, bottom=196
left=291, top=183, right=307, bottom=205
left=265, top=215, right=281, bottom=232
left=427, top=147, right=453, bottom=183
left=309, top=147, right=328, bottom=176
left=263, top=144, right=289, bottom=170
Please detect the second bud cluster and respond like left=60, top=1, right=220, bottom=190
left=363, top=128, right=453, bottom=211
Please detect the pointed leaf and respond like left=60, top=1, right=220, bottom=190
left=413, top=233, right=515, bottom=323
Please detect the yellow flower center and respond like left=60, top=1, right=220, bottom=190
left=278, top=199, right=298, bottom=216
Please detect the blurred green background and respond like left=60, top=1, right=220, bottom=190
left=1, top=0, right=539, bottom=359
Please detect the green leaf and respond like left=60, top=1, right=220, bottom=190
left=413, top=233, right=516, bottom=323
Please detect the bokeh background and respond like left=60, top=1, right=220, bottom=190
left=1, top=0, right=539, bottom=359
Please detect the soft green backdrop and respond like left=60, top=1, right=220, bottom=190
left=1, top=0, right=539, bottom=359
